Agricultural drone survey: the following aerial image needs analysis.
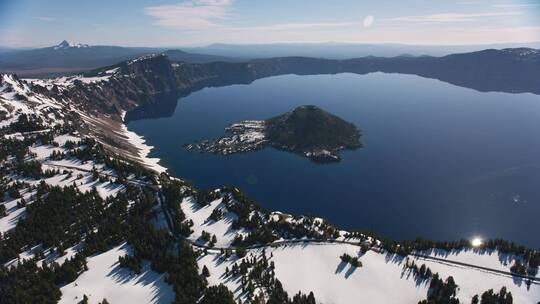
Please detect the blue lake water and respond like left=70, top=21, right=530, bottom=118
left=127, top=73, right=540, bottom=248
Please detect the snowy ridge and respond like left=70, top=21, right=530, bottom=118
left=25, top=73, right=116, bottom=90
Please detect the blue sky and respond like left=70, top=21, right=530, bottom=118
left=0, top=0, right=539, bottom=47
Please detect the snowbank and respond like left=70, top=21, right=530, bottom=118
left=120, top=112, right=167, bottom=173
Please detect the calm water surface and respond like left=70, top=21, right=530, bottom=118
left=127, top=73, right=540, bottom=247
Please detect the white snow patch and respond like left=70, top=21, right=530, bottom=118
left=120, top=111, right=166, bottom=173
left=30, top=144, right=65, bottom=160
left=0, top=199, right=26, bottom=233
left=54, top=134, right=82, bottom=146
left=59, top=243, right=174, bottom=304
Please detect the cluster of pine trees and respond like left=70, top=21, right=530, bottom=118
left=339, top=253, right=362, bottom=268
left=118, top=254, right=142, bottom=274
left=380, top=238, right=539, bottom=277
left=403, top=258, right=433, bottom=281
left=0, top=182, right=154, bottom=303
left=509, top=260, right=527, bottom=276
left=4, top=114, right=46, bottom=134
left=418, top=274, right=459, bottom=304
left=14, top=160, right=42, bottom=179
left=196, top=189, right=220, bottom=207
left=0, top=184, right=131, bottom=263
left=219, top=187, right=344, bottom=247
left=200, top=284, right=236, bottom=304
left=0, top=259, right=62, bottom=304
left=199, top=230, right=217, bottom=247
left=472, top=287, right=513, bottom=304
left=160, top=177, right=194, bottom=237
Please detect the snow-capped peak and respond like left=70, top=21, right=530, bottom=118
left=53, top=40, right=90, bottom=50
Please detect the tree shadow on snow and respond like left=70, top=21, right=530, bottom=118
left=344, top=265, right=356, bottom=278
left=104, top=245, right=173, bottom=303
left=383, top=252, right=406, bottom=265
left=334, top=260, right=347, bottom=274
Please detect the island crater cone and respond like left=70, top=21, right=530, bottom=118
left=266, top=105, right=362, bottom=154
left=186, top=105, right=362, bottom=163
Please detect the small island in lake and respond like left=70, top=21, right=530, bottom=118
left=185, top=105, right=362, bottom=162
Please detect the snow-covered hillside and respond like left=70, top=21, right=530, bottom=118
left=59, top=243, right=174, bottom=304
left=1, top=59, right=539, bottom=304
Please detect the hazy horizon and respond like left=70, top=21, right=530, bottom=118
left=1, top=0, right=539, bottom=48
left=3, top=40, right=540, bottom=50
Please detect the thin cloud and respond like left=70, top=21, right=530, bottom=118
left=224, top=21, right=359, bottom=32
left=384, top=11, right=522, bottom=23
left=492, top=3, right=539, bottom=8
left=32, top=16, right=56, bottom=22
left=145, top=0, right=233, bottom=29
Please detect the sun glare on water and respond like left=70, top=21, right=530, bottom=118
left=471, top=237, right=483, bottom=247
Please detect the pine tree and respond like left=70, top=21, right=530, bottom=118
left=79, top=294, right=89, bottom=304
left=202, top=265, right=210, bottom=277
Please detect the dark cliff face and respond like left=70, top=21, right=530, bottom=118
left=54, top=48, right=539, bottom=122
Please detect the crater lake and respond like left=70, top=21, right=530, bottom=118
left=127, top=72, right=540, bottom=248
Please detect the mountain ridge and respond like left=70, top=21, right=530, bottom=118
left=0, top=41, right=235, bottom=77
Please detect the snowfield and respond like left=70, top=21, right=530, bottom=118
left=198, top=242, right=540, bottom=304
left=59, top=243, right=174, bottom=304
left=266, top=243, right=539, bottom=304
left=270, top=243, right=428, bottom=304
left=196, top=243, right=428, bottom=304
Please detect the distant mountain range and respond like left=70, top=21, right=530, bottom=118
left=0, top=41, right=235, bottom=77
left=3, top=40, right=540, bottom=77
left=184, top=42, right=540, bottom=59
